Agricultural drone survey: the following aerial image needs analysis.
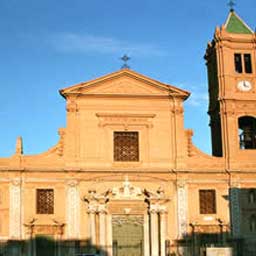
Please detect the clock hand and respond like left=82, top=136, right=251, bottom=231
left=243, top=81, right=249, bottom=88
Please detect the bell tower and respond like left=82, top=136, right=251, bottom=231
left=205, top=10, right=256, bottom=167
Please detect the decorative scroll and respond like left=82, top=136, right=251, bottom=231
left=177, top=180, right=187, bottom=238
left=66, top=180, right=80, bottom=238
left=9, top=179, right=21, bottom=239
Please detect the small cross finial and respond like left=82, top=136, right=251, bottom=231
left=120, top=54, right=130, bottom=69
left=228, top=0, right=235, bottom=11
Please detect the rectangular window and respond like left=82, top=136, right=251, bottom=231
left=199, top=189, right=216, bottom=214
left=36, top=189, right=54, bottom=214
left=114, top=131, right=139, bottom=161
left=244, top=54, right=252, bottom=73
left=234, top=53, right=243, bottom=73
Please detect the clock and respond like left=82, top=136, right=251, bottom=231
left=237, top=80, right=252, bottom=92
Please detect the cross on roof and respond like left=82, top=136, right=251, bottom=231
left=120, top=54, right=130, bottom=69
left=228, top=0, right=235, bottom=11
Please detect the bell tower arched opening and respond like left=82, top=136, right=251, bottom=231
left=238, top=116, right=256, bottom=150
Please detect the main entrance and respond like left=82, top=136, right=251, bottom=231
left=112, top=215, right=144, bottom=256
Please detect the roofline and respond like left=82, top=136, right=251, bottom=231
left=59, top=69, right=190, bottom=99
left=224, top=10, right=254, bottom=34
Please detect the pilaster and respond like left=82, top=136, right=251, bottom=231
left=176, top=179, right=187, bottom=238
left=98, top=204, right=107, bottom=256
left=9, top=178, right=22, bottom=239
left=66, top=180, right=80, bottom=239
left=149, top=205, right=159, bottom=256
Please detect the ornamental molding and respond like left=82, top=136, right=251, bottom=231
left=171, top=106, right=184, bottom=115
left=96, top=113, right=156, bottom=128
left=11, top=178, right=21, bottom=186
left=66, top=179, right=79, bottom=187
left=111, top=176, right=143, bottom=200
left=66, top=100, right=78, bottom=113
left=149, top=203, right=167, bottom=214
left=176, top=179, right=187, bottom=188
left=83, top=177, right=168, bottom=212
left=112, top=215, right=144, bottom=226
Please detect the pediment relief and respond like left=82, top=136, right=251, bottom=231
left=60, top=69, right=190, bottom=99
left=78, top=77, right=171, bottom=96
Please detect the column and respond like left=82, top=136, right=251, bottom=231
left=144, top=213, right=150, bottom=256
left=150, top=205, right=159, bottom=256
left=66, top=180, right=80, bottom=239
left=177, top=180, right=187, bottom=238
left=230, top=181, right=241, bottom=237
left=9, top=178, right=22, bottom=239
left=106, top=214, right=113, bottom=256
left=88, top=206, right=96, bottom=245
left=98, top=205, right=107, bottom=256
left=159, top=208, right=167, bottom=256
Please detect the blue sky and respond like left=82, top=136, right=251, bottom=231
left=0, top=0, right=255, bottom=157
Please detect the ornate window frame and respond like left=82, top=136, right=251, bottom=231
left=96, top=113, right=156, bottom=165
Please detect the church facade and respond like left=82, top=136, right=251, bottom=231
left=0, top=10, right=256, bottom=256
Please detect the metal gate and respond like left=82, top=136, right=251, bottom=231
left=112, top=215, right=144, bottom=256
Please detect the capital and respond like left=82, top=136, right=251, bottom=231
left=67, top=179, right=79, bottom=187
left=11, top=178, right=21, bottom=186
left=176, top=179, right=186, bottom=188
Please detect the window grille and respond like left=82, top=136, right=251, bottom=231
left=114, top=132, right=139, bottom=161
left=248, top=189, right=256, bottom=204
left=250, top=215, right=256, bottom=232
left=199, top=190, right=216, bottom=214
left=36, top=189, right=54, bottom=214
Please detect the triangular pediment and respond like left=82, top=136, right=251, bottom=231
left=60, top=69, right=190, bottom=99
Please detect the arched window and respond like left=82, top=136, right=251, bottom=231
left=248, top=189, right=256, bottom=204
left=249, top=215, right=256, bottom=232
left=238, top=116, right=256, bottom=149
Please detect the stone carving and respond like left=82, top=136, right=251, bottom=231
left=149, top=203, right=167, bottom=214
left=66, top=180, right=80, bottom=238
left=9, top=179, right=22, bottom=239
left=96, top=113, right=155, bottom=129
left=112, top=215, right=144, bottom=226
left=177, top=180, right=187, bottom=238
left=112, top=176, right=143, bottom=199
left=66, top=99, right=78, bottom=113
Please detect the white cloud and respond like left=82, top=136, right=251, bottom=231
left=186, top=91, right=208, bottom=107
left=176, top=82, right=209, bottom=107
left=49, top=33, right=166, bottom=57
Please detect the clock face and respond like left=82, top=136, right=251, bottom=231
left=237, top=80, right=252, bottom=92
